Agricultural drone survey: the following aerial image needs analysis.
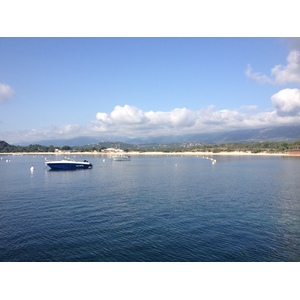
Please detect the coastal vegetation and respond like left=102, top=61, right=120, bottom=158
left=1, top=139, right=300, bottom=154
left=174, top=141, right=298, bottom=154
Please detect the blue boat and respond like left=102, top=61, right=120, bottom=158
left=45, top=158, right=93, bottom=170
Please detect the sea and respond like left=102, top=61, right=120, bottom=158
left=1, top=153, right=300, bottom=262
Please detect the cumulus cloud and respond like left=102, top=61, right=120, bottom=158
left=89, top=98, right=300, bottom=139
left=271, top=51, right=300, bottom=85
left=110, top=105, right=148, bottom=124
left=146, top=108, right=197, bottom=127
left=271, top=88, right=300, bottom=116
left=168, top=108, right=197, bottom=127
left=0, top=83, right=15, bottom=104
left=92, top=105, right=198, bottom=136
left=246, top=50, right=300, bottom=85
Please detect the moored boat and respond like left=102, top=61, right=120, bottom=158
left=112, top=155, right=131, bottom=161
left=45, top=158, right=93, bottom=170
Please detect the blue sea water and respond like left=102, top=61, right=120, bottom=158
left=1, top=154, right=300, bottom=262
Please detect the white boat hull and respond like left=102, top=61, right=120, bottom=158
left=112, top=155, right=131, bottom=161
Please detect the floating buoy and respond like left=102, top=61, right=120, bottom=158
left=30, top=165, right=35, bottom=171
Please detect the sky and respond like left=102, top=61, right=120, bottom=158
left=1, top=37, right=300, bottom=144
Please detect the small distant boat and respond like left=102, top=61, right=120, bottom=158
left=112, top=155, right=131, bottom=161
left=45, top=158, right=93, bottom=170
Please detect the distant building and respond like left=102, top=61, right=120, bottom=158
left=102, top=147, right=124, bottom=153
left=288, top=145, right=300, bottom=155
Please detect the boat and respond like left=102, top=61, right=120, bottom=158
left=45, top=158, right=93, bottom=170
left=112, top=155, right=131, bottom=161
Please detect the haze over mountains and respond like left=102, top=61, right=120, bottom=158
left=13, top=125, right=300, bottom=147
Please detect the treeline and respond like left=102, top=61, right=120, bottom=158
left=1, top=139, right=300, bottom=153
left=171, top=141, right=300, bottom=153
left=0, top=141, right=73, bottom=153
left=0, top=140, right=125, bottom=153
left=145, top=140, right=300, bottom=153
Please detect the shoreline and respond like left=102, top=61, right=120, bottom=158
left=2, top=151, right=300, bottom=156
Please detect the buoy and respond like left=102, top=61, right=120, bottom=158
left=30, top=165, right=35, bottom=171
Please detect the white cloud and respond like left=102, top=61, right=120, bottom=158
left=271, top=51, right=300, bottom=85
left=89, top=98, right=300, bottom=139
left=168, top=108, right=197, bottom=127
left=271, top=88, right=300, bottom=116
left=110, top=105, right=148, bottom=124
left=92, top=106, right=198, bottom=136
left=146, top=108, right=197, bottom=127
left=246, top=50, right=300, bottom=85
left=245, top=64, right=273, bottom=84
left=0, top=83, right=15, bottom=104
left=96, top=112, right=111, bottom=123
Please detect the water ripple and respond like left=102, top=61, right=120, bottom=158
left=1, top=155, right=300, bottom=261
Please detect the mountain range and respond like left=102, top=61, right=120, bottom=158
left=13, top=125, right=300, bottom=147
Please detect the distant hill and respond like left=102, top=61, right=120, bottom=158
left=12, top=125, right=300, bottom=147
left=0, top=140, right=15, bottom=151
left=126, top=125, right=300, bottom=144
left=189, top=125, right=300, bottom=144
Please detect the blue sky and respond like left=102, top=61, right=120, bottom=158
left=1, top=37, right=300, bottom=143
